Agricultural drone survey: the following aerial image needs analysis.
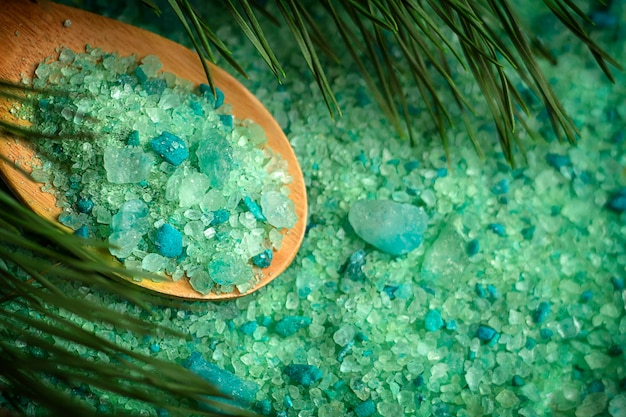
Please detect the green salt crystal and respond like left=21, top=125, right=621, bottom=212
left=196, top=132, right=233, bottom=189
left=575, top=393, right=608, bottom=417
left=189, top=270, right=213, bottom=294
left=348, top=199, right=428, bottom=256
left=199, top=189, right=227, bottom=212
left=179, top=172, right=211, bottom=207
left=584, top=351, right=611, bottom=370
left=261, top=191, right=297, bottom=229
left=495, top=389, right=519, bottom=409
left=142, top=253, right=167, bottom=272
left=208, top=253, right=253, bottom=286
left=103, top=147, right=154, bottom=184
left=609, top=393, right=626, bottom=417
left=109, top=229, right=144, bottom=258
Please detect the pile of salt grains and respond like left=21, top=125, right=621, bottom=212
left=13, top=2, right=626, bottom=417
left=27, top=47, right=297, bottom=294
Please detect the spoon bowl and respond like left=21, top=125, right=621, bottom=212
left=0, top=0, right=307, bottom=300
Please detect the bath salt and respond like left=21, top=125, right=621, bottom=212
left=23, top=47, right=297, bottom=295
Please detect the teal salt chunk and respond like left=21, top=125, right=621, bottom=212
left=184, top=352, right=258, bottom=405
left=196, top=132, right=233, bottom=189
left=477, top=324, right=497, bottom=342
left=252, top=249, right=273, bottom=268
left=109, top=200, right=150, bottom=258
left=244, top=196, right=267, bottom=221
left=208, top=253, right=252, bottom=286
left=155, top=223, right=183, bottom=258
left=142, top=78, right=166, bottom=96
left=150, top=132, right=189, bottom=166
left=275, top=316, right=312, bottom=336
left=240, top=321, right=258, bottom=335
left=260, top=191, right=297, bottom=229
left=424, top=309, right=444, bottom=331
left=127, top=130, right=140, bottom=146
left=210, top=209, right=230, bottom=226
left=488, top=223, right=506, bottom=236
left=76, top=198, right=94, bottom=214
left=354, top=399, right=376, bottom=417
left=340, top=249, right=366, bottom=281
left=283, top=364, right=322, bottom=387
left=467, top=239, right=480, bottom=256
left=74, top=225, right=89, bottom=238
left=607, top=188, right=626, bottom=213
left=532, top=301, right=551, bottom=324
left=219, top=114, right=233, bottom=130
left=103, top=146, right=154, bottom=184
left=348, top=199, right=428, bottom=256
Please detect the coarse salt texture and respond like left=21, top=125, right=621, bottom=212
left=26, top=48, right=297, bottom=295
left=7, top=2, right=626, bottom=417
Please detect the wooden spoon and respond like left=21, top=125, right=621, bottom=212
left=0, top=0, right=307, bottom=300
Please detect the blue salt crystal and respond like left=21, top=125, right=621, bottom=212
left=540, top=328, right=553, bottom=339
left=252, top=249, right=273, bottom=268
left=127, top=130, right=140, bottom=146
left=342, top=249, right=366, bottom=281
left=477, top=324, right=497, bottom=342
left=589, top=380, right=605, bottom=393
left=425, top=309, right=444, bottom=331
left=581, top=290, right=593, bottom=302
left=210, top=209, right=230, bottom=226
left=532, top=301, right=551, bottom=324
left=486, top=284, right=500, bottom=299
left=491, top=179, right=509, bottom=195
left=135, top=66, right=148, bottom=83
left=436, top=167, right=448, bottom=178
left=143, top=78, right=166, bottom=96
left=284, top=395, right=293, bottom=408
left=354, top=400, right=376, bottom=417
left=546, top=153, right=570, bottom=169
left=76, top=198, right=94, bottom=214
left=488, top=223, right=506, bottom=236
left=196, top=132, right=233, bottom=189
left=149, top=343, right=160, bottom=353
left=184, top=352, right=258, bottom=404
left=150, top=132, right=189, bottom=166
left=512, top=375, right=525, bottom=387
left=383, top=284, right=400, bottom=300
left=475, top=283, right=486, bottom=298
left=74, top=225, right=89, bottom=238
left=214, top=87, right=225, bottom=109
left=445, top=319, right=458, bottom=331
left=275, top=316, right=312, bottom=336
left=244, top=196, right=267, bottom=221
left=219, top=114, right=233, bottom=130
left=283, top=364, right=322, bottom=387
left=607, top=189, right=626, bottom=213
left=240, top=321, right=257, bottom=335
left=467, top=239, right=480, bottom=256
left=155, top=223, right=183, bottom=258
left=611, top=276, right=625, bottom=290
left=189, top=100, right=204, bottom=116
left=404, top=160, right=419, bottom=172
left=348, top=199, right=428, bottom=256
left=525, top=337, right=537, bottom=350
left=254, top=399, right=272, bottom=416
left=521, top=225, right=535, bottom=240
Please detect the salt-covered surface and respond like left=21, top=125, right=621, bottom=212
left=6, top=1, right=626, bottom=416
